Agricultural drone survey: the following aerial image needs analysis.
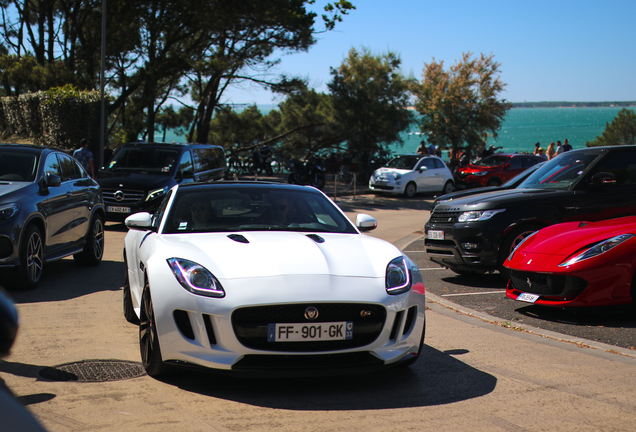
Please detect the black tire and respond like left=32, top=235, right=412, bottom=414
left=442, top=181, right=454, bottom=195
left=498, top=224, right=543, bottom=278
left=487, top=178, right=502, bottom=187
left=139, top=282, right=168, bottom=377
left=123, top=254, right=139, bottom=324
left=404, top=182, right=417, bottom=198
left=13, top=224, right=44, bottom=290
left=74, top=214, right=104, bottom=266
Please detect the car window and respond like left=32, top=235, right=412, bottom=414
left=193, top=148, right=225, bottom=172
left=589, top=150, right=636, bottom=186
left=385, top=155, right=420, bottom=170
left=433, top=158, right=445, bottom=169
left=0, top=149, right=38, bottom=182
left=475, top=155, right=509, bottom=167
left=163, top=187, right=358, bottom=234
left=58, top=153, right=84, bottom=181
left=107, top=147, right=180, bottom=173
left=417, top=158, right=436, bottom=170
left=179, top=151, right=194, bottom=174
left=523, top=157, right=540, bottom=168
left=519, top=151, right=601, bottom=190
left=43, top=153, right=62, bottom=178
left=153, top=189, right=173, bottom=229
left=508, top=158, right=522, bottom=169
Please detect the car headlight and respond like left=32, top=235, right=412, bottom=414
left=0, top=204, right=20, bottom=221
left=386, top=257, right=411, bottom=295
left=458, top=209, right=505, bottom=222
left=167, top=258, right=225, bottom=297
left=558, top=234, right=634, bottom=267
left=393, top=173, right=401, bottom=180
left=507, top=230, right=538, bottom=262
left=146, top=186, right=168, bottom=202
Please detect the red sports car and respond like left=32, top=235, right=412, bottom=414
left=504, top=216, right=636, bottom=308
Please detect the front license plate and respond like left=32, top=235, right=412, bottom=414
left=268, top=322, right=353, bottom=342
left=375, top=180, right=388, bottom=186
left=517, top=293, right=540, bottom=303
left=428, top=230, right=444, bottom=240
left=107, top=206, right=131, bottom=214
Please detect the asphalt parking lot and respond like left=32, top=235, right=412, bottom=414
left=403, top=235, right=636, bottom=351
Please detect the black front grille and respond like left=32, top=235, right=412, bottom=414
left=428, top=211, right=461, bottom=225
left=102, top=189, right=145, bottom=205
left=232, top=303, right=386, bottom=352
left=508, top=270, right=588, bottom=298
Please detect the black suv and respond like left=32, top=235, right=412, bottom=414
left=97, top=142, right=226, bottom=221
left=0, top=144, right=105, bottom=289
left=425, top=145, right=636, bottom=276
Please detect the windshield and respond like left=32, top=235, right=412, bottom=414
left=474, top=155, right=509, bottom=167
left=163, top=187, right=358, bottom=234
left=385, top=155, right=421, bottom=170
left=0, top=149, right=39, bottom=182
left=106, top=147, right=180, bottom=173
left=518, top=151, right=601, bottom=190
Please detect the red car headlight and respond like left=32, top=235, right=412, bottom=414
left=558, top=234, right=634, bottom=267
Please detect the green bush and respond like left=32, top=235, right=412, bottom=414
left=0, top=86, right=102, bottom=150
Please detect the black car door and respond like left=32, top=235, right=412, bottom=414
left=38, top=152, right=76, bottom=249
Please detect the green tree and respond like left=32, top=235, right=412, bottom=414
left=155, top=105, right=193, bottom=142
left=412, top=52, right=512, bottom=159
left=327, top=47, right=414, bottom=165
left=586, top=108, right=636, bottom=147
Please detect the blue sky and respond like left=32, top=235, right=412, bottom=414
left=224, top=0, right=636, bottom=106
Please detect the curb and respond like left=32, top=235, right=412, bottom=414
left=397, top=233, right=636, bottom=360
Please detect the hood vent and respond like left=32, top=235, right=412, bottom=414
left=306, top=234, right=325, bottom=243
left=228, top=234, right=249, bottom=244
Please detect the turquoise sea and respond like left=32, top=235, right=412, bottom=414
left=157, top=106, right=635, bottom=155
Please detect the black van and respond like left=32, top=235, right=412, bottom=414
left=97, top=142, right=226, bottom=221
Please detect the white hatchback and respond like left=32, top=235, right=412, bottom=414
left=369, top=154, right=454, bottom=198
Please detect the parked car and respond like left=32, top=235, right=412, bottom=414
left=454, top=153, right=544, bottom=189
left=97, top=142, right=226, bottom=222
left=425, top=146, right=636, bottom=277
left=504, top=216, right=636, bottom=309
left=0, top=144, right=105, bottom=289
left=431, top=161, right=545, bottom=211
left=122, top=182, right=426, bottom=377
left=369, top=154, right=454, bottom=198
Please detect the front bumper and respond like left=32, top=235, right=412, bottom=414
left=148, top=272, right=426, bottom=375
left=424, top=220, right=501, bottom=273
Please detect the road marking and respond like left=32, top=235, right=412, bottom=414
left=442, top=290, right=506, bottom=297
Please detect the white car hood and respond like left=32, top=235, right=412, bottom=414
left=158, top=231, right=399, bottom=280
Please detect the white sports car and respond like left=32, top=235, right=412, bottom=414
left=123, top=182, right=426, bottom=377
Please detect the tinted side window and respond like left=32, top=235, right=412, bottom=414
left=58, top=153, right=83, bottom=181
left=419, top=158, right=436, bottom=170
left=43, top=153, right=62, bottom=178
left=508, top=158, right=522, bottom=169
left=591, top=150, right=636, bottom=186
left=179, top=151, right=194, bottom=173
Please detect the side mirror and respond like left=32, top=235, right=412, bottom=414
left=418, top=166, right=428, bottom=173
left=181, top=170, right=195, bottom=179
left=0, top=288, right=19, bottom=358
left=590, top=172, right=616, bottom=187
left=356, top=213, right=378, bottom=232
left=125, top=212, right=155, bottom=231
left=46, top=173, right=61, bottom=187
left=503, top=163, right=511, bottom=170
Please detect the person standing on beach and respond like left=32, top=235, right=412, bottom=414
left=562, top=139, right=572, bottom=152
left=73, top=138, right=95, bottom=178
left=533, top=142, right=540, bottom=155
left=555, top=140, right=564, bottom=155
left=546, top=142, right=556, bottom=160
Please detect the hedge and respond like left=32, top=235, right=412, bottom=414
left=0, top=88, right=102, bottom=152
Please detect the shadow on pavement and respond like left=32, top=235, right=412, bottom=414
left=161, top=345, right=497, bottom=410
left=4, top=260, right=123, bottom=304
left=515, top=304, right=636, bottom=329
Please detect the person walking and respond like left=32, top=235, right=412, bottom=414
left=73, top=138, right=95, bottom=178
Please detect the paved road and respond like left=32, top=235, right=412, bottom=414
left=1, top=191, right=635, bottom=431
